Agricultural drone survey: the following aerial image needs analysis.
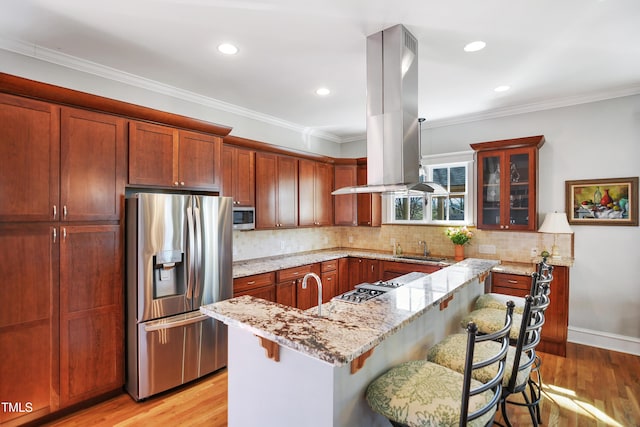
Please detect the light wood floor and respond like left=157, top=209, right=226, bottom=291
left=43, top=343, right=640, bottom=427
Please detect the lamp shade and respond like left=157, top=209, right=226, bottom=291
left=538, top=212, right=573, bottom=234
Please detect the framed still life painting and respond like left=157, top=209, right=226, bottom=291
left=565, top=177, right=638, bottom=226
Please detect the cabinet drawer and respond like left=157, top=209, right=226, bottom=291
left=321, top=260, right=338, bottom=272
left=491, top=272, right=532, bottom=294
left=277, top=265, right=312, bottom=282
left=234, top=272, right=275, bottom=292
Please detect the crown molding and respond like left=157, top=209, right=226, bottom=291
left=0, top=37, right=342, bottom=143
left=3, top=37, right=639, bottom=142
left=428, top=85, right=640, bottom=129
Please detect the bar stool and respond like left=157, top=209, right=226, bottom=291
left=474, top=258, right=553, bottom=315
left=426, top=286, right=550, bottom=426
left=365, top=302, right=515, bottom=427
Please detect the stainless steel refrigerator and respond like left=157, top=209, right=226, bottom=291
left=125, top=193, right=232, bottom=401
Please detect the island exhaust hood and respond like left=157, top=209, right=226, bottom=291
left=332, top=24, right=445, bottom=195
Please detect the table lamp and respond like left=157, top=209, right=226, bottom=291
left=538, top=212, right=573, bottom=258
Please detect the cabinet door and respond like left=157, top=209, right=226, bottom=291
left=298, top=159, right=316, bottom=227
left=178, top=130, right=221, bottom=190
left=357, top=164, right=381, bottom=226
left=255, top=152, right=278, bottom=228
left=314, top=162, right=333, bottom=226
left=61, top=108, right=126, bottom=221
left=276, top=280, right=297, bottom=307
left=234, top=147, right=255, bottom=206
left=321, top=270, right=338, bottom=303
left=505, top=148, right=537, bottom=231
left=347, top=257, right=363, bottom=290
left=362, top=259, right=381, bottom=283
left=334, top=164, right=357, bottom=226
left=59, top=225, right=124, bottom=406
left=0, top=94, right=60, bottom=222
left=129, top=121, right=178, bottom=187
left=276, top=155, right=298, bottom=228
left=0, top=224, right=58, bottom=424
left=477, top=152, right=503, bottom=229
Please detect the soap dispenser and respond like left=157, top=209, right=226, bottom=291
left=396, top=243, right=403, bottom=255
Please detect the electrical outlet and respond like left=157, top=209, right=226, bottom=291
left=348, top=235, right=354, bottom=244
left=390, top=237, right=396, bottom=246
left=280, top=240, right=285, bottom=250
left=478, top=244, right=496, bottom=254
left=530, top=247, right=538, bottom=257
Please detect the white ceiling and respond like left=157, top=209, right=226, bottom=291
left=2, top=0, right=640, bottom=142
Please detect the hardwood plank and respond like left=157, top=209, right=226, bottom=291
left=40, top=343, right=640, bottom=426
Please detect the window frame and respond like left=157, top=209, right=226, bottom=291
left=383, top=151, right=475, bottom=226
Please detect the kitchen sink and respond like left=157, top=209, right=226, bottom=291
left=395, top=255, right=447, bottom=263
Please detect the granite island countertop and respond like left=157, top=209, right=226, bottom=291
left=202, top=258, right=499, bottom=367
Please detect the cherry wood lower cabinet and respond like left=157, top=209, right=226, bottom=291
left=59, top=225, right=124, bottom=406
left=233, top=272, right=276, bottom=302
left=381, top=261, right=442, bottom=281
left=320, top=260, right=338, bottom=303
left=0, top=225, right=58, bottom=425
left=491, top=266, right=570, bottom=356
left=347, top=258, right=381, bottom=290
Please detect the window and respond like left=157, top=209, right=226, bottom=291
left=384, top=151, right=474, bottom=225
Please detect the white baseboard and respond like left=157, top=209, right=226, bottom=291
left=568, top=326, right=640, bottom=356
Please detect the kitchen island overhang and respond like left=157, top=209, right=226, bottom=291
left=201, top=258, right=499, bottom=427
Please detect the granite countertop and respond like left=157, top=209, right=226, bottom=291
left=202, top=258, right=499, bottom=367
left=232, top=248, right=573, bottom=279
left=232, top=248, right=452, bottom=278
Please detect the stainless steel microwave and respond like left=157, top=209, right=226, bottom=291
left=233, top=207, right=255, bottom=230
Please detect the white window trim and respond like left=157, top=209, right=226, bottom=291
left=383, top=150, right=476, bottom=226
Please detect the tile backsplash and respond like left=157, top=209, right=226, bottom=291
left=233, top=225, right=573, bottom=263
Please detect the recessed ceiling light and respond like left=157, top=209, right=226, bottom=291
left=218, top=43, right=238, bottom=55
left=316, top=87, right=330, bottom=96
left=494, top=85, right=511, bottom=92
left=464, top=41, right=486, bottom=52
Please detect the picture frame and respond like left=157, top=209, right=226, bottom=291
left=565, top=177, right=638, bottom=226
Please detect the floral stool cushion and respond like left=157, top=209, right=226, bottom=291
left=366, top=360, right=496, bottom=427
left=475, top=293, right=526, bottom=314
left=461, top=308, right=522, bottom=340
left=426, top=334, right=532, bottom=389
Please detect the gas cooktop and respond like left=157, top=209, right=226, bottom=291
left=333, top=272, right=427, bottom=304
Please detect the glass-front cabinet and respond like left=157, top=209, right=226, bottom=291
left=471, top=136, right=545, bottom=231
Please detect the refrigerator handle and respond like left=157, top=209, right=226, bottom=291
left=143, top=314, right=210, bottom=332
left=193, top=199, right=203, bottom=303
left=186, top=203, right=196, bottom=305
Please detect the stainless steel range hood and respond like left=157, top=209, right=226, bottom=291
left=333, top=24, right=445, bottom=195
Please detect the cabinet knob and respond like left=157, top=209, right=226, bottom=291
left=180, top=181, right=185, bottom=186
left=174, top=181, right=179, bottom=186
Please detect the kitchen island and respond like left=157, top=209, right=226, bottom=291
left=201, top=258, right=498, bottom=427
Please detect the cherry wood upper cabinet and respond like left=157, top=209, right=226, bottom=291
left=129, top=121, right=222, bottom=191
left=255, top=152, right=298, bottom=229
left=0, top=93, right=60, bottom=222
left=357, top=163, right=381, bottom=227
left=222, top=144, right=255, bottom=206
left=61, top=107, right=126, bottom=221
left=299, top=159, right=333, bottom=227
left=472, top=135, right=544, bottom=231
left=333, top=164, right=358, bottom=226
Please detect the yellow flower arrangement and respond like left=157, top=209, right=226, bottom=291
left=445, top=226, right=473, bottom=245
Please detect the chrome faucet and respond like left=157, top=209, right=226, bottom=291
left=418, top=240, right=429, bottom=257
left=301, top=272, right=323, bottom=317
